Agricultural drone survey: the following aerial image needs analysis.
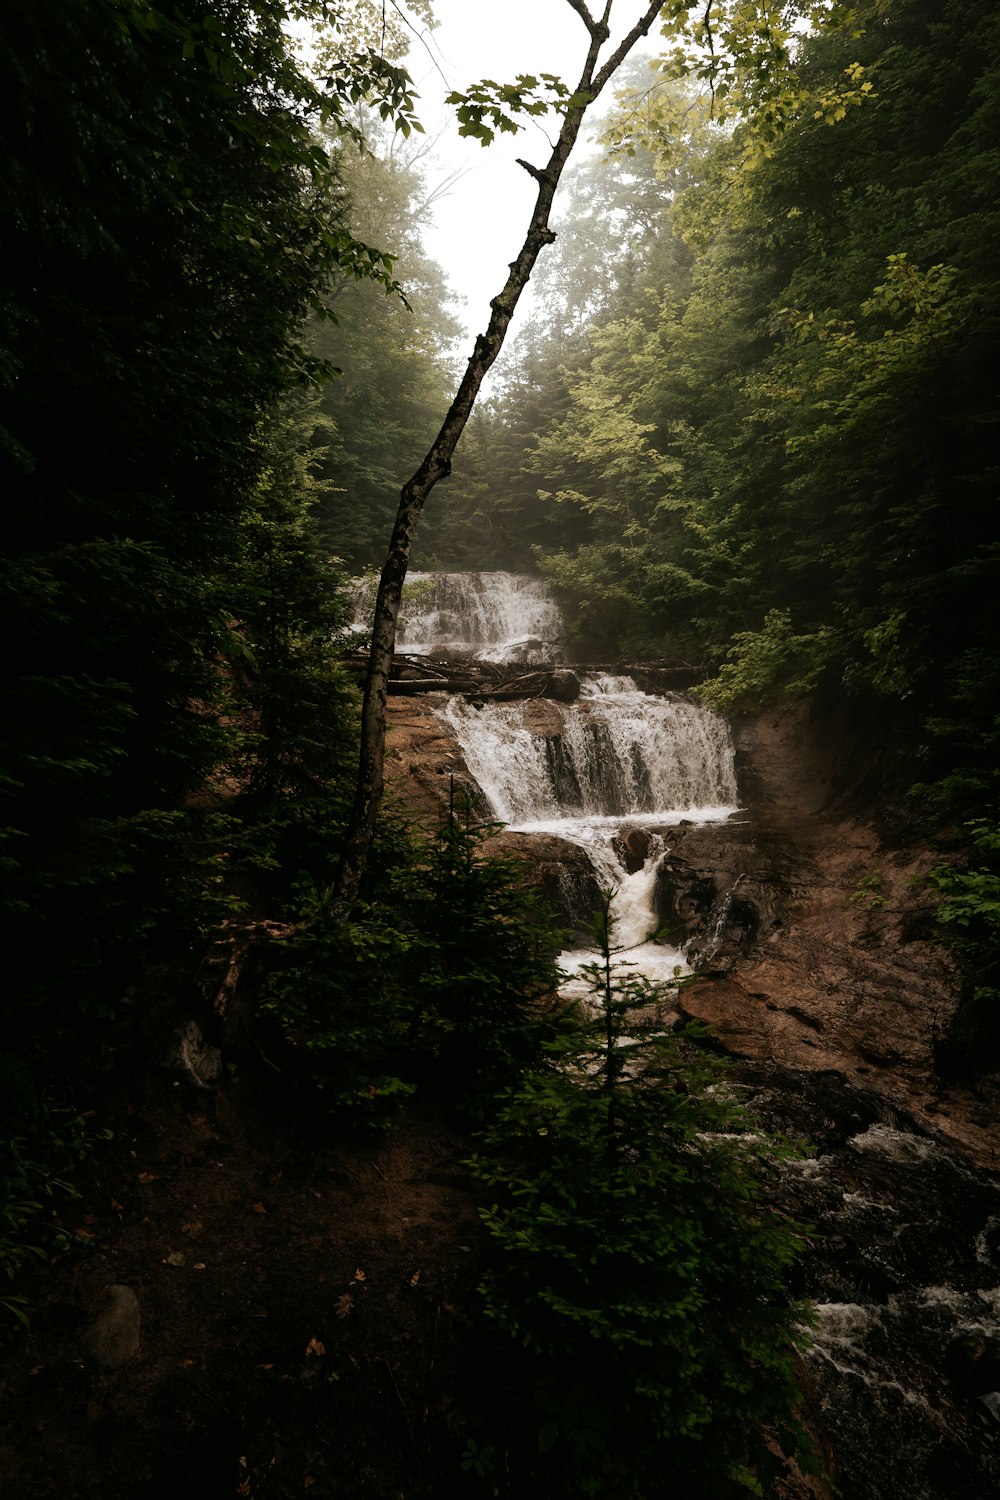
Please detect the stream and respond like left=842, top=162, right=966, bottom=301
left=365, top=568, right=1000, bottom=1498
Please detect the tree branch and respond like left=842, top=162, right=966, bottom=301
left=564, top=0, right=598, bottom=32
left=516, top=156, right=546, bottom=182
left=594, top=0, right=668, bottom=94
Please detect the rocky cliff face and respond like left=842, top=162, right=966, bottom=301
left=386, top=694, right=980, bottom=1136
left=658, top=702, right=997, bottom=1168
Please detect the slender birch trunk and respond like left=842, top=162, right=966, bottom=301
left=334, top=1, right=668, bottom=908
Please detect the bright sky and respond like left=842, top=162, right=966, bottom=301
left=404, top=0, right=655, bottom=345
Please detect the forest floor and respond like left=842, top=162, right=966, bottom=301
left=0, top=1063, right=515, bottom=1500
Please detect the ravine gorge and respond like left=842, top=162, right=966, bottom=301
left=378, top=570, right=1000, bottom=1500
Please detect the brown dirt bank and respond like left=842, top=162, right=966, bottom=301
left=673, top=703, right=998, bottom=1168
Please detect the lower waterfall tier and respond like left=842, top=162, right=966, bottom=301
left=442, top=682, right=738, bottom=826
left=441, top=680, right=740, bottom=987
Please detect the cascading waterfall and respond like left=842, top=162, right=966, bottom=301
left=352, top=565, right=742, bottom=988
left=443, top=676, right=737, bottom=824
left=442, top=670, right=740, bottom=988
left=376, top=572, right=1000, bottom=1495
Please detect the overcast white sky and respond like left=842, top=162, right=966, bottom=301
left=401, top=0, right=655, bottom=344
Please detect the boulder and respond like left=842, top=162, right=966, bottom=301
left=81, top=1284, right=140, bottom=1370
left=614, top=826, right=652, bottom=875
left=543, top=669, right=580, bottom=703
left=491, top=830, right=603, bottom=940
left=163, top=1019, right=222, bottom=1088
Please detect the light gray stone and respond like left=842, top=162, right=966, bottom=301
left=164, top=1018, right=222, bottom=1087
left=81, top=1284, right=140, bottom=1369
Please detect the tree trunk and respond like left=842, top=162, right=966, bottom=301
left=334, top=1, right=669, bottom=909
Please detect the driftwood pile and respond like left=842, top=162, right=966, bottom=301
left=339, top=650, right=705, bottom=699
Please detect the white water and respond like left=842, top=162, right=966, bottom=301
left=443, top=679, right=737, bottom=824
left=442, top=669, right=740, bottom=990
left=352, top=569, right=742, bottom=990
left=390, top=570, right=565, bottom=660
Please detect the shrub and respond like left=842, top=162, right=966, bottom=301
left=258, top=797, right=562, bottom=1128
left=929, top=819, right=1000, bottom=1070
left=469, top=892, right=816, bottom=1497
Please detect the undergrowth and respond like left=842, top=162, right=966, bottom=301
left=0, top=1061, right=101, bottom=1329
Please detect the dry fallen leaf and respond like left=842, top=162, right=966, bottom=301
left=304, top=1337, right=326, bottom=1358
left=163, top=1250, right=185, bottom=1267
left=252, top=1202, right=266, bottom=1215
left=137, top=1172, right=159, bottom=1184
left=353, top=1268, right=366, bottom=1282
left=110, top=1199, right=124, bottom=1212
left=334, top=1293, right=353, bottom=1320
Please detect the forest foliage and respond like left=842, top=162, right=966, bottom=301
left=417, top=0, right=1000, bottom=1062
left=0, top=0, right=432, bottom=1314
left=430, top=0, right=998, bottom=807
left=2, top=0, right=997, bottom=1487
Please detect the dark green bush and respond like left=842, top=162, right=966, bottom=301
left=0, top=1059, right=101, bottom=1329
left=930, top=819, right=1000, bottom=1071
left=469, top=893, right=816, bottom=1498
left=258, top=800, right=562, bottom=1129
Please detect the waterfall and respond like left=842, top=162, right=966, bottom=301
left=441, top=672, right=740, bottom=990
left=352, top=566, right=741, bottom=991
left=350, top=570, right=564, bottom=661
left=442, top=685, right=738, bottom=826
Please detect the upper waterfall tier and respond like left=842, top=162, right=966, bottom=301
left=350, top=571, right=564, bottom=662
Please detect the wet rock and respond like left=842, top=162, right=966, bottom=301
left=615, top=826, right=652, bottom=874
left=163, top=1019, right=222, bottom=1088
left=81, top=1284, right=140, bottom=1369
left=491, top=830, right=602, bottom=939
left=516, top=697, right=567, bottom=737
left=383, top=696, right=474, bottom=826
left=652, top=822, right=797, bottom=968
left=544, top=669, right=580, bottom=703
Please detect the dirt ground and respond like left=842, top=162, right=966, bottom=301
left=0, top=1059, right=516, bottom=1500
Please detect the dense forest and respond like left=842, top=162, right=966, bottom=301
left=419, top=0, right=1000, bottom=1065
left=1, top=1, right=998, bottom=1495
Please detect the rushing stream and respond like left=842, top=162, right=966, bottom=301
left=366, top=569, right=1000, bottom=1496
